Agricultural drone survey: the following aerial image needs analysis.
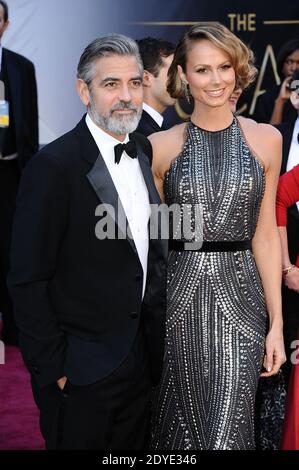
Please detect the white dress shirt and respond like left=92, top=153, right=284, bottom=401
left=286, top=117, right=299, bottom=211
left=143, top=102, right=164, bottom=128
left=85, top=113, right=151, bottom=297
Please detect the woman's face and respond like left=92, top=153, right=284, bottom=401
left=180, top=39, right=236, bottom=109
left=282, top=49, right=299, bottom=78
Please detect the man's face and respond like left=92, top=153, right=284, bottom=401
left=151, top=54, right=176, bottom=109
left=77, top=54, right=143, bottom=140
left=0, top=5, right=8, bottom=39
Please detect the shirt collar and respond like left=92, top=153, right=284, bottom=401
left=143, top=102, right=164, bottom=128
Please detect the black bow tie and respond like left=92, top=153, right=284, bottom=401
left=114, top=139, right=137, bottom=164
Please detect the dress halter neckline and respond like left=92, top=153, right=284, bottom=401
left=190, top=115, right=235, bottom=133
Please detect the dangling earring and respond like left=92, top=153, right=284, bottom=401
left=182, top=81, right=191, bottom=104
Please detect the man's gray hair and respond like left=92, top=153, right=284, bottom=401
left=77, top=34, right=143, bottom=88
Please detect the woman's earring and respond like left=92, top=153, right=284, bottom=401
left=182, top=81, right=191, bottom=104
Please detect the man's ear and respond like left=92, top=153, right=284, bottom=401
left=76, top=79, right=90, bottom=106
left=142, top=70, right=153, bottom=87
left=2, top=20, right=9, bottom=36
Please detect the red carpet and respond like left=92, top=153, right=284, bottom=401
left=0, top=345, right=44, bottom=450
left=281, top=351, right=299, bottom=450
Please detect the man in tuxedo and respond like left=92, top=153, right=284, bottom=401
left=0, top=0, right=38, bottom=345
left=136, top=37, right=176, bottom=137
left=276, top=73, right=299, bottom=384
left=8, top=34, right=167, bottom=450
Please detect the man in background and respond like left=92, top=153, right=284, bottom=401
left=0, top=0, right=38, bottom=345
left=136, top=37, right=176, bottom=137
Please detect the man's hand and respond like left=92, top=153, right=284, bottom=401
left=57, top=376, right=67, bottom=390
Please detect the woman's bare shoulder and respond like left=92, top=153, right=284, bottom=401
left=237, top=116, right=282, bottom=142
left=237, top=116, right=282, bottom=171
left=149, top=123, right=188, bottom=177
left=149, top=123, right=187, bottom=154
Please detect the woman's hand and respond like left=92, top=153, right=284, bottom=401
left=277, top=76, right=292, bottom=102
left=283, top=266, right=299, bottom=293
left=260, top=327, right=286, bottom=377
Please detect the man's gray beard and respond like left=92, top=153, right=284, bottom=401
left=88, top=97, right=142, bottom=135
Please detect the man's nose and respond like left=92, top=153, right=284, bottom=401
left=118, top=85, right=131, bottom=102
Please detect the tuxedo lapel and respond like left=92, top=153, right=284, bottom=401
left=282, top=125, right=294, bottom=174
left=134, top=136, right=168, bottom=260
left=276, top=120, right=296, bottom=175
left=75, top=116, right=138, bottom=258
left=87, top=154, right=131, bottom=243
left=143, top=110, right=162, bottom=133
left=134, top=138, right=161, bottom=206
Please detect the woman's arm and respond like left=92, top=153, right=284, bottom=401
left=276, top=164, right=299, bottom=292
left=149, top=133, right=166, bottom=202
left=276, top=164, right=299, bottom=227
left=149, top=124, right=187, bottom=202
left=251, top=125, right=286, bottom=377
left=278, top=227, right=299, bottom=292
left=269, top=77, right=291, bottom=125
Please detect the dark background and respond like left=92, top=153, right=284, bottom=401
left=118, top=0, right=299, bottom=125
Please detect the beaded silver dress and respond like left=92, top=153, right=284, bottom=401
left=151, top=117, right=268, bottom=450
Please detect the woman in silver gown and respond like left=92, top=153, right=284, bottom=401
left=150, top=22, right=286, bottom=450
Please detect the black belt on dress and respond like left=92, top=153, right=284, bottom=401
left=169, top=239, right=252, bottom=252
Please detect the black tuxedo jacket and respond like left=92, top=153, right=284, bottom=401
left=8, top=116, right=167, bottom=388
left=1, top=48, right=38, bottom=168
left=276, top=119, right=299, bottom=264
left=136, top=110, right=163, bottom=137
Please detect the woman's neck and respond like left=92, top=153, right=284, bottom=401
left=191, top=104, right=234, bottom=131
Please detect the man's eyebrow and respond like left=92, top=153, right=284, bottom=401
left=101, top=77, right=120, bottom=84
left=100, top=75, right=142, bottom=84
left=130, top=75, right=143, bottom=81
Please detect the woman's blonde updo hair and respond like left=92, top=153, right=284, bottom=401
left=167, top=22, right=257, bottom=99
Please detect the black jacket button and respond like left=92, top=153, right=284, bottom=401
left=130, top=312, right=138, bottom=319
left=135, top=274, right=142, bottom=281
